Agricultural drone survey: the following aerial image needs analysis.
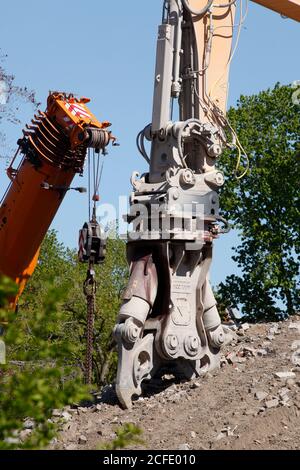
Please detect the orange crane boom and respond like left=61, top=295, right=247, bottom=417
left=252, top=0, right=300, bottom=21
left=0, top=92, right=115, bottom=306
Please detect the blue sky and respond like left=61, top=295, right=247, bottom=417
left=0, top=0, right=299, bottom=287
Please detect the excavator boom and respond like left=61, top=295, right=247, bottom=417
left=113, top=0, right=299, bottom=409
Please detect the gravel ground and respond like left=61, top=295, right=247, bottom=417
left=49, top=317, right=300, bottom=451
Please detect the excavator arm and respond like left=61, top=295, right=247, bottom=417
left=0, top=92, right=115, bottom=306
left=113, top=0, right=299, bottom=408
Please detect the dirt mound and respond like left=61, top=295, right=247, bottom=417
left=51, top=317, right=300, bottom=450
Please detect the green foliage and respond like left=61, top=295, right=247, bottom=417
left=0, top=275, right=17, bottom=309
left=0, top=229, right=128, bottom=449
left=0, top=275, right=88, bottom=450
left=18, top=229, right=128, bottom=384
left=101, top=423, right=143, bottom=450
left=217, top=83, right=300, bottom=321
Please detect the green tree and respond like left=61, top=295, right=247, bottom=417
left=0, top=228, right=127, bottom=449
left=101, top=423, right=143, bottom=450
left=217, top=84, right=300, bottom=321
left=0, top=275, right=88, bottom=450
left=19, top=230, right=128, bottom=385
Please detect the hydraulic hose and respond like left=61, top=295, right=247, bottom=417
left=177, top=118, right=203, bottom=168
left=182, top=0, right=236, bottom=15
left=215, top=215, right=231, bottom=234
left=182, top=0, right=213, bottom=16
left=214, top=0, right=236, bottom=8
left=215, top=1, right=237, bottom=7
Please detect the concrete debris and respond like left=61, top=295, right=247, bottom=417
left=286, top=378, right=296, bottom=388
left=190, top=381, right=201, bottom=389
left=225, top=323, right=238, bottom=331
left=265, top=398, right=279, bottom=409
left=4, top=437, right=20, bottom=445
left=280, top=395, right=290, bottom=405
left=240, top=323, right=250, bottom=331
left=77, top=407, right=88, bottom=414
left=61, top=411, right=72, bottom=422
left=275, top=372, right=296, bottom=380
left=46, top=317, right=300, bottom=452
left=242, top=347, right=257, bottom=357
left=23, top=419, right=35, bottom=430
left=178, top=443, right=190, bottom=450
left=78, top=435, right=87, bottom=444
left=224, top=345, right=265, bottom=365
left=288, top=323, right=300, bottom=333
left=215, top=432, right=226, bottom=441
left=65, top=444, right=78, bottom=451
left=168, top=391, right=186, bottom=403
left=291, top=350, right=300, bottom=366
left=256, top=349, right=268, bottom=357
left=236, top=357, right=247, bottom=364
left=225, top=351, right=246, bottom=364
left=219, top=426, right=238, bottom=437
left=255, top=391, right=268, bottom=401
left=269, top=325, right=280, bottom=335
left=266, top=335, right=275, bottom=342
left=236, top=330, right=245, bottom=337
left=19, top=429, right=32, bottom=442
left=220, top=355, right=228, bottom=367
left=278, top=388, right=289, bottom=399
left=225, top=352, right=238, bottom=364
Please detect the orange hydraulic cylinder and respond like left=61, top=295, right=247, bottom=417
left=0, top=157, right=76, bottom=302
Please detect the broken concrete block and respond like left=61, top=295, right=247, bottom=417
left=289, top=323, right=300, bottom=333
left=274, top=372, right=296, bottom=380
left=286, top=378, right=296, bottom=388
left=78, top=435, right=87, bottom=444
left=265, top=398, right=279, bottom=409
left=226, top=352, right=237, bottom=364
left=269, top=326, right=280, bottom=335
left=280, top=395, right=290, bottom=404
left=178, top=443, right=191, bottom=450
left=291, top=350, right=300, bottom=366
left=265, top=335, right=275, bottom=342
left=278, top=388, right=289, bottom=399
left=243, top=347, right=257, bottom=357
left=61, top=411, right=72, bottom=422
left=255, top=391, right=268, bottom=401
left=257, top=349, right=268, bottom=357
